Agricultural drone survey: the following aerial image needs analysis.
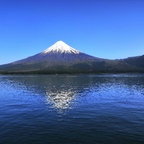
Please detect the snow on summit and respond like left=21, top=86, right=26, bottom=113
left=42, top=41, right=80, bottom=54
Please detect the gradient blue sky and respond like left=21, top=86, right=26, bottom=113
left=0, top=0, right=144, bottom=64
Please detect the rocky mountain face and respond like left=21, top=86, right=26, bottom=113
left=0, top=41, right=144, bottom=74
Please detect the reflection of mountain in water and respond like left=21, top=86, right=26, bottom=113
left=46, top=88, right=76, bottom=110
left=3, top=74, right=143, bottom=111
left=3, top=75, right=96, bottom=110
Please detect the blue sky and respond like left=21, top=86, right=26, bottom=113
left=0, top=0, right=144, bottom=64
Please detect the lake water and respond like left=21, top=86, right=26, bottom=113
left=0, top=74, right=144, bottom=144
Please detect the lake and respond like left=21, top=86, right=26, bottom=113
left=0, top=74, right=144, bottom=144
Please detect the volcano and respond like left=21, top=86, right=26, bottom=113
left=0, top=41, right=106, bottom=74
left=0, top=41, right=144, bottom=74
left=12, top=41, right=102, bottom=65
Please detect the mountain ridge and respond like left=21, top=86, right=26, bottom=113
left=0, top=41, right=144, bottom=74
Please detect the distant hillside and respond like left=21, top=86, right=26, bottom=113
left=123, top=55, right=144, bottom=69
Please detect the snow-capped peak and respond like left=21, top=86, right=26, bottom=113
left=42, top=41, right=80, bottom=54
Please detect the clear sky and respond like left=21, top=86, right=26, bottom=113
left=0, top=0, right=144, bottom=64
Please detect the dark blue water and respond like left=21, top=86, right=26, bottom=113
left=0, top=74, right=144, bottom=144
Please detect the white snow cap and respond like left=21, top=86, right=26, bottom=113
left=42, top=41, right=80, bottom=54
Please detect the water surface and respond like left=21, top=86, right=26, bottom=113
left=0, top=74, right=144, bottom=144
